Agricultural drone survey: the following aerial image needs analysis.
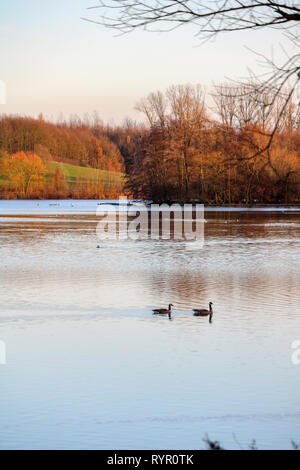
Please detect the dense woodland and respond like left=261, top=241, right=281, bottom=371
left=0, top=115, right=124, bottom=199
left=1, top=83, right=300, bottom=203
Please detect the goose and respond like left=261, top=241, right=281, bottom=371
left=153, top=304, right=173, bottom=319
left=193, top=302, right=214, bottom=321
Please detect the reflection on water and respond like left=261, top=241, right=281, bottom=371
left=0, top=202, right=300, bottom=449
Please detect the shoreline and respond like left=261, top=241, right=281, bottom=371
left=0, top=197, right=300, bottom=207
left=0, top=199, right=300, bottom=215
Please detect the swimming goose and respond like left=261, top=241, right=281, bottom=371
left=153, top=304, right=173, bottom=319
left=193, top=302, right=214, bottom=321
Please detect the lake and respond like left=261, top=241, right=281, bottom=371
left=0, top=200, right=300, bottom=450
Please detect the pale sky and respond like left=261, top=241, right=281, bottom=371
left=0, top=0, right=291, bottom=124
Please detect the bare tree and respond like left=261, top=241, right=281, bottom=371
left=135, top=90, right=167, bottom=127
left=85, top=1, right=300, bottom=36
left=133, top=84, right=207, bottom=199
left=211, top=84, right=238, bottom=128
left=211, top=81, right=299, bottom=131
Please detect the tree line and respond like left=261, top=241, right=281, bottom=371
left=0, top=115, right=124, bottom=199
left=0, top=114, right=123, bottom=171
left=0, top=81, right=300, bottom=203
left=125, top=84, right=300, bottom=204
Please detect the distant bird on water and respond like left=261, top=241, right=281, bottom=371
left=153, top=304, right=173, bottom=319
left=193, top=302, right=214, bottom=322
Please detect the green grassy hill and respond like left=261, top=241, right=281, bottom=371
left=0, top=160, right=125, bottom=199
left=46, top=161, right=125, bottom=189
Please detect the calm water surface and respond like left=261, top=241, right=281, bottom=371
left=0, top=200, right=300, bottom=449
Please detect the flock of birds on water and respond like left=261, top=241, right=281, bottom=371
left=152, top=302, right=214, bottom=322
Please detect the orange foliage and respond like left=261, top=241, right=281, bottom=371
left=1, top=152, right=46, bottom=199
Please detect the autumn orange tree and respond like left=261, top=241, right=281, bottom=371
left=0, top=152, right=46, bottom=198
